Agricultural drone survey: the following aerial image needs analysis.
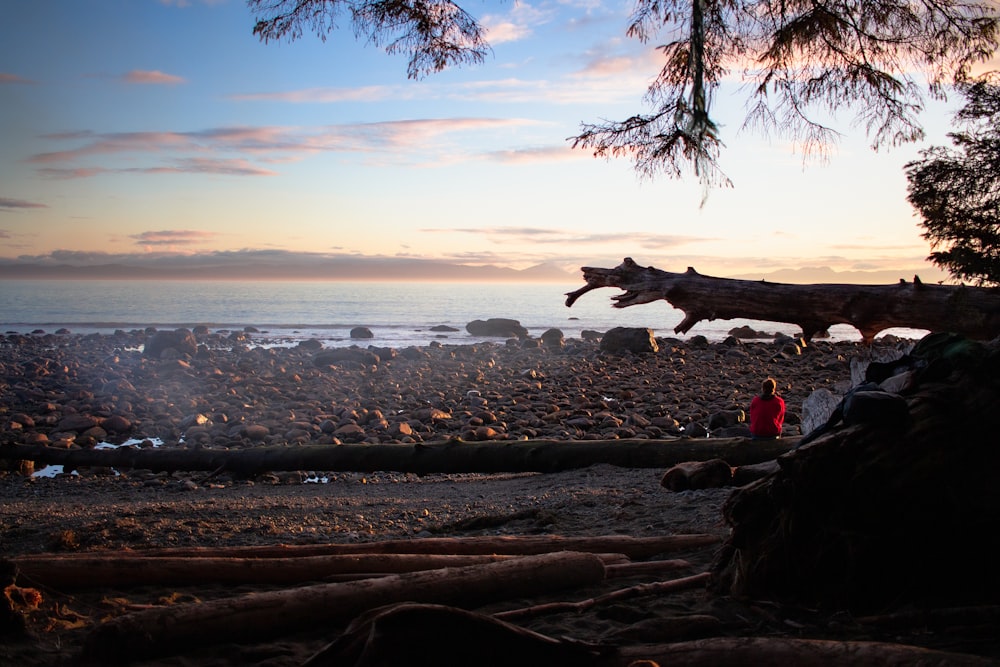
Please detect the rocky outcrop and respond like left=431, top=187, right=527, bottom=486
left=465, top=318, right=528, bottom=338
left=599, top=327, right=658, bottom=354
left=143, top=329, right=197, bottom=359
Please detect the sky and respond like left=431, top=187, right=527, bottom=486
left=1, top=0, right=998, bottom=283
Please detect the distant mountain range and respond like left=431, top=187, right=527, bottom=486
left=727, top=265, right=952, bottom=285
left=0, top=255, right=577, bottom=283
left=0, top=253, right=951, bottom=285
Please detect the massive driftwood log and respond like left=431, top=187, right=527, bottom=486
left=565, top=257, right=1000, bottom=343
left=38, top=534, right=722, bottom=560
left=0, top=436, right=795, bottom=476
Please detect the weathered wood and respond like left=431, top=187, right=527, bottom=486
left=615, top=637, right=999, bottom=667
left=41, top=533, right=723, bottom=560
left=81, top=551, right=608, bottom=661
left=8, top=553, right=519, bottom=588
left=493, top=572, right=712, bottom=622
left=0, top=436, right=796, bottom=476
left=565, top=257, right=1000, bottom=343
left=604, top=559, right=693, bottom=579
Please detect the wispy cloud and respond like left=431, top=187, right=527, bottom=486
left=422, top=225, right=716, bottom=249
left=229, top=85, right=397, bottom=103
left=0, top=72, right=36, bottom=84
left=481, top=2, right=555, bottom=44
left=130, top=230, right=219, bottom=246
left=485, top=145, right=588, bottom=163
left=122, top=69, right=186, bottom=85
left=29, top=118, right=542, bottom=178
left=0, top=197, right=47, bottom=211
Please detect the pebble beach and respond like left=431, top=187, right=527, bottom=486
left=0, top=327, right=920, bottom=666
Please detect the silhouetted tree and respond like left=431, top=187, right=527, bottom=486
left=249, top=0, right=998, bottom=189
left=905, top=77, right=1000, bottom=286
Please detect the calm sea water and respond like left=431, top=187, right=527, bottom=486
left=0, top=280, right=924, bottom=347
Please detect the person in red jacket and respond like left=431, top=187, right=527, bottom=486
left=749, top=377, right=786, bottom=438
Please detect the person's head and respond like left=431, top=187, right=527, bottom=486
left=761, top=378, right=777, bottom=397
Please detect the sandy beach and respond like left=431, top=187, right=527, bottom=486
left=4, top=328, right=965, bottom=666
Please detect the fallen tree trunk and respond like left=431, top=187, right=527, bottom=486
left=565, top=257, right=1000, bottom=343
left=81, top=551, right=608, bottom=662
left=34, top=533, right=722, bottom=560
left=0, top=436, right=795, bottom=476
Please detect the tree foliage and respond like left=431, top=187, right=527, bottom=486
left=248, top=0, right=998, bottom=189
left=905, top=77, right=1000, bottom=286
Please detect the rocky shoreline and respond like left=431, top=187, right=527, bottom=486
left=1, top=327, right=912, bottom=458
left=4, top=327, right=968, bottom=667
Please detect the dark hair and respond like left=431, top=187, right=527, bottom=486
left=761, top=378, right=777, bottom=397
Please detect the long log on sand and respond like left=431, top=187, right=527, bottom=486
left=0, top=436, right=795, bottom=476
left=28, top=533, right=722, bottom=560
left=566, top=257, right=1000, bottom=343
left=9, top=553, right=531, bottom=589
left=616, top=636, right=999, bottom=667
left=81, top=551, right=608, bottom=662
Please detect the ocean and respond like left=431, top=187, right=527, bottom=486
left=0, top=279, right=925, bottom=347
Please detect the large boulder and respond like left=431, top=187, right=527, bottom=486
left=599, top=327, right=659, bottom=354
left=465, top=318, right=528, bottom=338
left=143, top=328, right=197, bottom=359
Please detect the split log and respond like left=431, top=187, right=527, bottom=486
left=9, top=553, right=523, bottom=589
left=50, top=533, right=723, bottom=560
left=0, top=436, right=795, bottom=476
left=81, top=550, right=608, bottom=662
left=493, top=572, right=712, bottom=622
left=615, top=636, right=999, bottom=666
left=565, top=257, right=1000, bottom=343
left=604, top=559, right=693, bottom=579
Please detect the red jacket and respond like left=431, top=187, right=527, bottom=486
left=750, top=394, right=786, bottom=437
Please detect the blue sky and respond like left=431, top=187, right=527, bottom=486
left=1, top=0, right=997, bottom=282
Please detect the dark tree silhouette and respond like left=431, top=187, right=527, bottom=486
left=905, top=77, right=1000, bottom=286
left=248, top=0, right=998, bottom=189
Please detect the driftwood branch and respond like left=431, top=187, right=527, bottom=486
left=566, top=257, right=1000, bottom=343
left=0, top=436, right=795, bottom=476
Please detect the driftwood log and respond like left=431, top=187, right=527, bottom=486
left=303, top=603, right=997, bottom=667
left=565, top=257, right=1000, bottom=343
left=23, top=533, right=721, bottom=560
left=0, top=436, right=795, bottom=476
left=81, top=551, right=609, bottom=661
left=9, top=553, right=527, bottom=589
left=616, top=637, right=1000, bottom=667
